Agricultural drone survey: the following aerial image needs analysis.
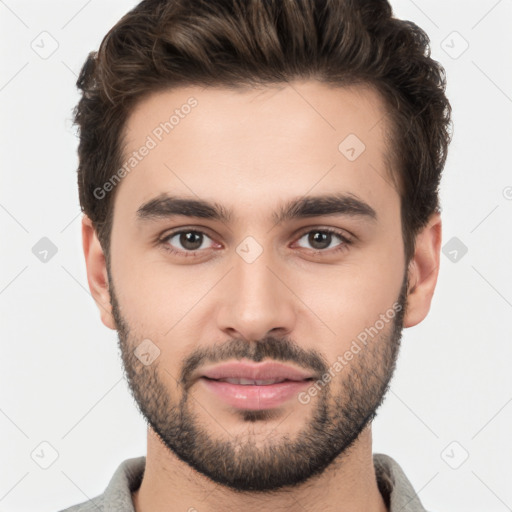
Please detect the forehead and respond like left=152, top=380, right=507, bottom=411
left=114, top=81, right=397, bottom=225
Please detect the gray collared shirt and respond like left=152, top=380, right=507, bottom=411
left=59, top=453, right=430, bottom=511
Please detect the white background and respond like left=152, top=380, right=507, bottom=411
left=1, top=1, right=511, bottom=511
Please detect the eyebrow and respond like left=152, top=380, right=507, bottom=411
left=136, top=192, right=377, bottom=225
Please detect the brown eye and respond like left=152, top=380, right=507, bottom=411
left=177, top=231, right=204, bottom=251
left=308, top=231, right=333, bottom=250
left=295, top=229, right=350, bottom=252
left=161, top=230, right=214, bottom=255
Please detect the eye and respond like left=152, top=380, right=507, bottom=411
left=160, top=229, right=216, bottom=257
left=293, top=228, right=352, bottom=254
left=159, top=227, right=353, bottom=258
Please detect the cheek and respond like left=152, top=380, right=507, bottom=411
left=111, top=263, right=196, bottom=393
left=112, top=248, right=220, bottom=346
left=298, top=257, right=403, bottom=353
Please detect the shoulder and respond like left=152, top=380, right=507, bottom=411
left=373, top=453, right=430, bottom=512
left=57, top=495, right=103, bottom=512
left=56, top=456, right=145, bottom=512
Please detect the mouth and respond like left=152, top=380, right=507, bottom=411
left=199, top=359, right=315, bottom=382
left=197, top=360, right=316, bottom=410
left=201, top=376, right=314, bottom=385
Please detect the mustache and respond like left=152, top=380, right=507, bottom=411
left=179, top=335, right=329, bottom=391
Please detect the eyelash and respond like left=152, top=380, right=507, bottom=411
left=158, top=227, right=353, bottom=258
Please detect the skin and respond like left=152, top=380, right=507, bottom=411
left=82, top=80, right=441, bottom=512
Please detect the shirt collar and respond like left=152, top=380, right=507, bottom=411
left=374, top=453, right=428, bottom=511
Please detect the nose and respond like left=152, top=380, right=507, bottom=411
left=216, top=243, right=298, bottom=342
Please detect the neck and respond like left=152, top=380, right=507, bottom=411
left=132, top=424, right=388, bottom=512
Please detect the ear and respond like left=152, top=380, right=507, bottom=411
left=403, top=212, right=442, bottom=328
left=82, top=215, right=117, bottom=330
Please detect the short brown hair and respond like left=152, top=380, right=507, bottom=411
left=75, top=0, right=452, bottom=264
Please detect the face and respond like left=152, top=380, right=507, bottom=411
left=100, top=81, right=412, bottom=491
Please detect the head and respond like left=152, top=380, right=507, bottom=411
left=79, top=0, right=451, bottom=493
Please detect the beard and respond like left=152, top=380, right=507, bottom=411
left=108, top=264, right=408, bottom=493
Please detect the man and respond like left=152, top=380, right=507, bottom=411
left=63, top=0, right=452, bottom=510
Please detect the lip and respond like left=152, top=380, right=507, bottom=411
left=200, top=377, right=311, bottom=410
left=197, top=360, right=314, bottom=410
left=200, top=360, right=314, bottom=382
